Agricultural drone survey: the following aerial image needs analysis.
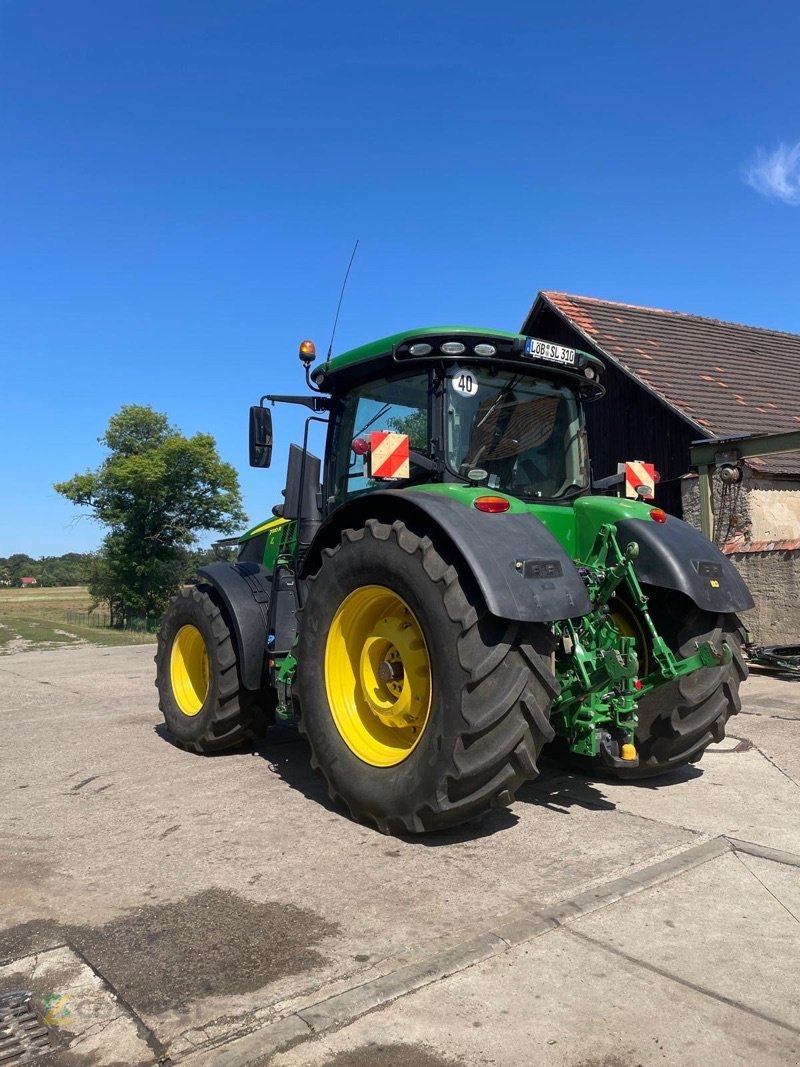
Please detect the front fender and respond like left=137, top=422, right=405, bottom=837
left=614, top=517, right=754, bottom=614
left=197, top=562, right=272, bottom=690
left=303, top=490, right=592, bottom=623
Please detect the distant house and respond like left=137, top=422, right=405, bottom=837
left=521, top=291, right=800, bottom=644
left=20, top=576, right=38, bottom=587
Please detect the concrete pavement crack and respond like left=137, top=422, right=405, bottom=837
left=0, top=665, right=133, bottom=706
left=176, top=953, right=403, bottom=1046
left=69, top=1012, right=125, bottom=1048
left=734, top=851, right=800, bottom=925
left=738, top=710, right=800, bottom=723
left=602, top=806, right=707, bottom=839
left=749, top=742, right=800, bottom=791
left=564, top=926, right=800, bottom=1037
left=546, top=787, right=710, bottom=842
left=66, top=942, right=169, bottom=1064
left=0, top=664, right=111, bottom=706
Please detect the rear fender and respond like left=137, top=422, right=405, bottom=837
left=197, top=562, right=272, bottom=690
left=614, top=517, right=754, bottom=614
left=302, top=490, right=592, bottom=623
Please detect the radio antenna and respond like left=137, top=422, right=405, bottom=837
left=325, top=239, right=359, bottom=368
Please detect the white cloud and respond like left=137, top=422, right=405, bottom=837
left=744, top=141, right=800, bottom=205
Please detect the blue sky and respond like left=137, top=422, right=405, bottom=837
left=3, top=0, right=799, bottom=556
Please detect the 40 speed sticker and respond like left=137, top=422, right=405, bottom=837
left=450, top=370, right=478, bottom=397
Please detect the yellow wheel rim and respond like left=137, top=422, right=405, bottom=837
left=609, top=598, right=650, bottom=677
left=325, top=586, right=432, bottom=767
left=170, top=624, right=210, bottom=716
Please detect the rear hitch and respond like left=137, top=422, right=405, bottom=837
left=553, top=522, right=740, bottom=767
left=597, top=730, right=639, bottom=770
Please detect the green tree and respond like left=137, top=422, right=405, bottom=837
left=55, top=405, right=246, bottom=625
left=5, top=554, right=36, bottom=585
left=0, top=552, right=95, bottom=587
left=387, top=409, right=428, bottom=451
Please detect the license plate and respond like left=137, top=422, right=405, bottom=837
left=524, top=337, right=577, bottom=367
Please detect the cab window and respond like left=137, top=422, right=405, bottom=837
left=330, top=373, right=431, bottom=504
left=446, top=369, right=588, bottom=499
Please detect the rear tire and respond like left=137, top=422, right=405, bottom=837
left=155, top=585, right=261, bottom=752
left=611, top=593, right=748, bottom=779
left=295, top=519, right=558, bottom=834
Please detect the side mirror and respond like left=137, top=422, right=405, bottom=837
left=249, top=406, right=273, bottom=468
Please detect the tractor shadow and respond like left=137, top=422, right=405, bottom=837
left=154, top=724, right=701, bottom=838
left=519, top=754, right=703, bottom=815
left=154, top=721, right=344, bottom=816
left=252, top=725, right=341, bottom=815
left=519, top=760, right=617, bottom=814
left=248, top=726, right=521, bottom=842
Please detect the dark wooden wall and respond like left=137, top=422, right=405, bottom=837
left=529, top=304, right=696, bottom=518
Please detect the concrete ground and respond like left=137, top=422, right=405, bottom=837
left=0, top=645, right=798, bottom=1066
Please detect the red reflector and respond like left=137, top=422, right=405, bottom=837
left=634, top=679, right=643, bottom=691
left=474, top=496, right=510, bottom=513
left=650, top=508, right=668, bottom=523
left=352, top=437, right=369, bottom=455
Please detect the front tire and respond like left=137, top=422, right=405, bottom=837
left=155, top=585, right=260, bottom=752
left=295, top=519, right=558, bottom=834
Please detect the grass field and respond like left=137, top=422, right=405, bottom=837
left=0, top=586, right=156, bottom=653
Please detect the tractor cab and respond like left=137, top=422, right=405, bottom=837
left=326, top=362, right=592, bottom=506
left=259, top=327, right=605, bottom=516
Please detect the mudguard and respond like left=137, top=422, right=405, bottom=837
left=197, top=562, right=272, bottom=691
left=614, top=517, right=754, bottom=614
left=303, top=490, right=592, bottom=623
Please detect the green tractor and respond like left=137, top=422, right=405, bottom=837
left=155, top=327, right=752, bottom=833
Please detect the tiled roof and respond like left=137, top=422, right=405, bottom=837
left=724, top=538, right=800, bottom=554
left=745, top=452, right=800, bottom=476
left=525, top=291, right=800, bottom=441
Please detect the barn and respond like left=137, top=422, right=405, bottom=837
left=521, top=291, right=800, bottom=644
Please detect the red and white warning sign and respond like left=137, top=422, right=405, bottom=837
left=369, top=432, right=410, bottom=479
left=618, top=460, right=656, bottom=500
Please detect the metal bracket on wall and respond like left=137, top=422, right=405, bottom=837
left=690, top=429, right=800, bottom=540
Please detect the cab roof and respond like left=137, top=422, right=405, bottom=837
left=311, top=326, right=604, bottom=397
